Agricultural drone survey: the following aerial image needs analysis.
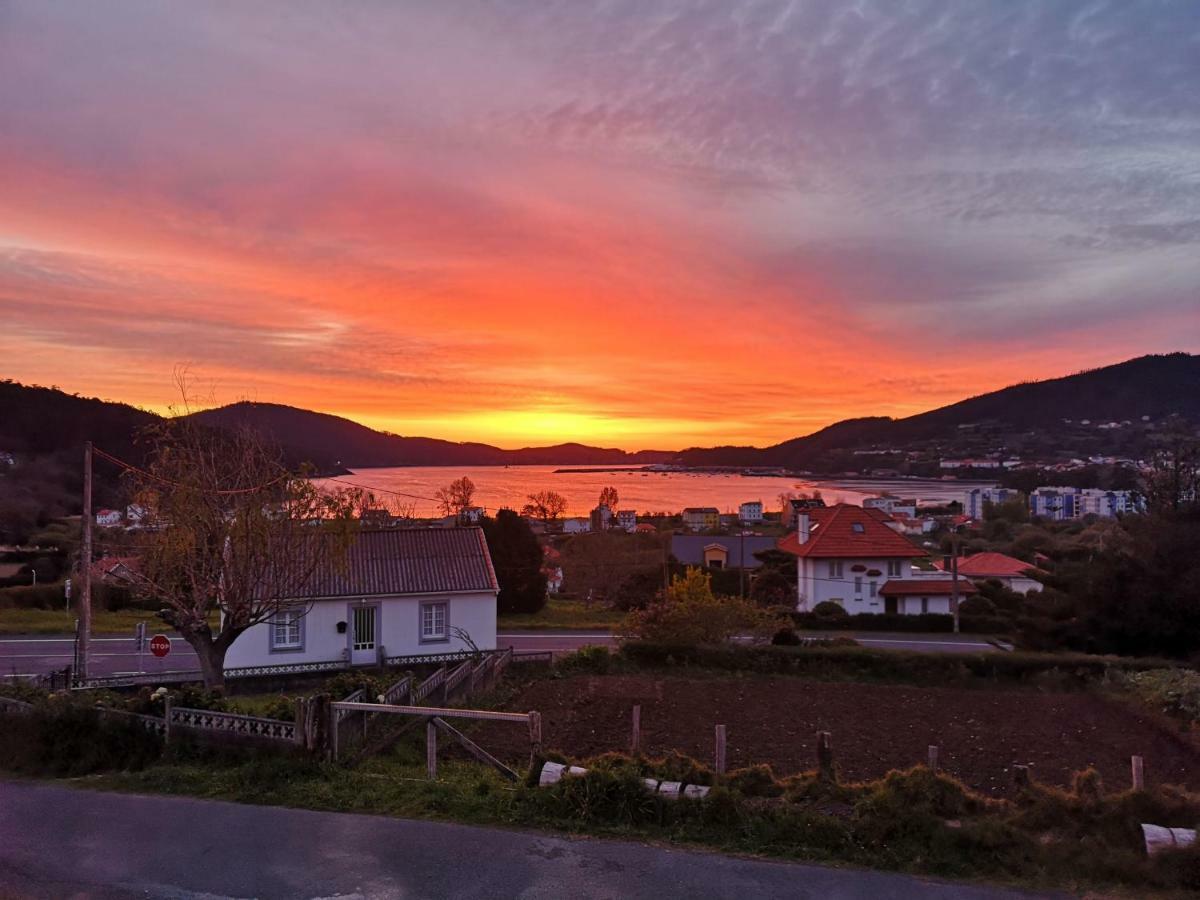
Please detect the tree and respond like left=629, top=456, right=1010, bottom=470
left=598, top=485, right=619, bottom=510
left=521, top=490, right=568, bottom=526
left=560, top=531, right=664, bottom=603
left=619, top=568, right=769, bottom=646
left=435, top=476, right=477, bottom=519
left=480, top=509, right=547, bottom=615
left=129, top=418, right=362, bottom=690
left=749, top=567, right=793, bottom=607
left=1142, top=426, right=1200, bottom=515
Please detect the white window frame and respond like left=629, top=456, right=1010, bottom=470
left=869, top=580, right=877, bottom=598
left=854, top=576, right=863, bottom=594
left=828, top=560, right=843, bottom=579
left=887, top=559, right=903, bottom=577
left=420, top=600, right=449, bottom=644
left=269, top=608, right=304, bottom=653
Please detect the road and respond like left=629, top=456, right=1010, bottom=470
left=0, top=630, right=999, bottom=680
left=0, top=780, right=1054, bottom=899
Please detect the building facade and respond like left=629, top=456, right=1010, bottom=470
left=738, top=501, right=764, bottom=523
left=223, top=528, right=499, bottom=670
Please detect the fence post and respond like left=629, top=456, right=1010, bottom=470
left=163, top=696, right=172, bottom=745
left=928, top=745, right=939, bottom=772
left=714, top=724, right=727, bottom=775
left=1131, top=755, right=1144, bottom=791
left=816, top=731, right=834, bottom=781
left=426, top=720, right=438, bottom=780
left=330, top=704, right=340, bottom=762
left=631, top=705, right=641, bottom=756
left=528, top=710, right=542, bottom=767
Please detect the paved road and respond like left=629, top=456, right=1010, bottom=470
left=0, top=781, right=1055, bottom=899
left=0, top=630, right=998, bottom=679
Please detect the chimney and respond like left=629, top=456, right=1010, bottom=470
left=798, top=512, right=810, bottom=544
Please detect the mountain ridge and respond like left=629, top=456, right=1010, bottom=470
left=2, top=353, right=1197, bottom=474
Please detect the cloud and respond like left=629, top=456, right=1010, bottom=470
left=0, top=0, right=1197, bottom=446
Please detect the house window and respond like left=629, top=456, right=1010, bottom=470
left=270, top=610, right=303, bottom=651
left=887, top=560, right=902, bottom=577
left=854, top=576, right=863, bottom=594
left=828, top=560, right=843, bottom=578
left=921, top=597, right=929, bottom=614
left=421, top=602, right=448, bottom=642
left=851, top=522, right=865, bottom=533
left=869, top=581, right=877, bottom=598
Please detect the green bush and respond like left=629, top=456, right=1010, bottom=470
left=618, top=640, right=1177, bottom=686
left=812, top=600, right=849, bottom=618
left=792, top=611, right=1012, bottom=634
left=0, top=582, right=67, bottom=610
left=958, top=595, right=998, bottom=617
left=0, top=701, right=163, bottom=776
left=556, top=644, right=612, bottom=675
left=1115, top=668, right=1200, bottom=725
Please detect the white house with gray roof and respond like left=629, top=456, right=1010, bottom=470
left=223, top=527, right=499, bottom=670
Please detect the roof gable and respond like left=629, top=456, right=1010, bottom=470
left=936, top=552, right=1043, bottom=578
left=286, top=527, right=499, bottom=600
left=777, top=504, right=924, bottom=559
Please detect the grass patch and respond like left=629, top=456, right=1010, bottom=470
left=0, top=608, right=219, bottom=635
left=69, top=746, right=1200, bottom=897
left=498, top=598, right=623, bottom=631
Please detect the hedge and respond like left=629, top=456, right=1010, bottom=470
left=792, top=611, right=1013, bottom=635
left=618, top=641, right=1178, bottom=686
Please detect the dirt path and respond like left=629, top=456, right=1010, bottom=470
left=483, top=674, right=1200, bottom=796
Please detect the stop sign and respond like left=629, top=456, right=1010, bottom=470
left=149, top=634, right=171, bottom=658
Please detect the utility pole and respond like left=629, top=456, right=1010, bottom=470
left=739, top=529, right=746, bottom=599
left=950, top=529, right=960, bottom=635
left=79, top=441, right=93, bottom=681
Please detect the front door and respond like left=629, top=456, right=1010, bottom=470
left=350, top=604, right=378, bottom=665
left=884, top=596, right=898, bottom=615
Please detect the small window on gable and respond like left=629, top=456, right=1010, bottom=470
left=851, top=522, right=865, bottom=533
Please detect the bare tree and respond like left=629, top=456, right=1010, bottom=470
left=1142, top=424, right=1200, bottom=515
left=521, top=490, right=568, bottom=526
left=598, top=485, right=619, bottom=510
left=435, top=476, right=477, bottom=519
left=128, top=416, right=362, bottom=690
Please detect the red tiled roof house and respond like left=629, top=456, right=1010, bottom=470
left=778, top=504, right=973, bottom=615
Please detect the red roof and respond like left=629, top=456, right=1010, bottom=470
left=934, top=552, right=1042, bottom=579
left=879, top=578, right=978, bottom=596
left=777, top=504, right=926, bottom=559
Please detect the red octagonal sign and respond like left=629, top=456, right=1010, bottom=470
left=149, top=634, right=171, bottom=658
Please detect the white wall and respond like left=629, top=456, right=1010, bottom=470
left=796, top=557, right=914, bottom=614
left=224, top=591, right=498, bottom=669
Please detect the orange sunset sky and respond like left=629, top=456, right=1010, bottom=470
left=2, top=3, right=1198, bottom=449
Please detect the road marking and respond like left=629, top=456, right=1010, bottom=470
left=856, top=638, right=992, bottom=648
left=499, top=633, right=616, bottom=639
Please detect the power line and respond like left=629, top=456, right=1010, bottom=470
left=92, top=446, right=287, bottom=496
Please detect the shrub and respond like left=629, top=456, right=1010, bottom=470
left=619, top=568, right=770, bottom=646
left=0, top=582, right=67, bottom=610
left=958, top=595, right=998, bottom=617
left=771, top=626, right=802, bottom=645
left=617, top=640, right=1177, bottom=686
left=325, top=671, right=389, bottom=701
left=792, top=611, right=1013, bottom=635
left=556, top=644, right=612, bottom=675
left=725, top=764, right=784, bottom=797
left=1115, top=668, right=1200, bottom=726
left=812, top=600, right=849, bottom=618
